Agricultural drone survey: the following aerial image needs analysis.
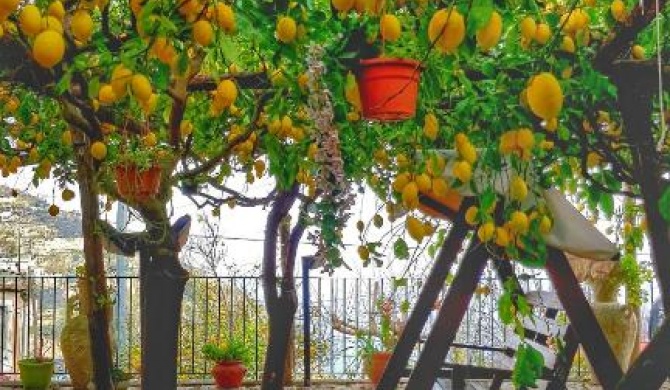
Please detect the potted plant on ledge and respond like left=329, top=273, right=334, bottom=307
left=202, top=337, right=251, bottom=389
left=357, top=298, right=399, bottom=385
left=18, top=355, right=54, bottom=390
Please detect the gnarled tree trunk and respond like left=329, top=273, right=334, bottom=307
left=261, top=186, right=305, bottom=390
left=74, top=146, right=114, bottom=390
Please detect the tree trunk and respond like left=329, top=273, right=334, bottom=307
left=75, top=148, right=114, bottom=390
left=139, top=246, right=188, bottom=390
left=261, top=186, right=302, bottom=390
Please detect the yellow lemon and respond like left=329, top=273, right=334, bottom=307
left=71, top=10, right=93, bottom=42
left=611, top=0, right=626, bottom=21
left=586, top=151, right=602, bottom=167
left=276, top=16, right=297, bottom=43
left=476, top=11, right=502, bottom=51
left=415, top=173, right=432, bottom=193
left=516, top=128, right=535, bottom=150
left=561, top=35, right=575, bottom=53
left=143, top=132, right=157, bottom=147
left=465, top=206, right=479, bottom=225
left=216, top=79, right=237, bottom=107
left=432, top=177, right=449, bottom=197
left=534, top=23, right=551, bottom=44
left=509, top=211, right=529, bottom=234
left=90, top=141, right=107, bottom=160
left=41, top=15, right=63, bottom=33
left=477, top=222, right=495, bottom=242
left=380, top=14, right=401, bottom=42
left=111, top=64, right=133, bottom=98
left=510, top=176, right=528, bottom=202
left=48, top=204, right=60, bottom=216
left=151, top=37, right=177, bottom=65
left=214, top=3, right=235, bottom=33
left=495, top=227, right=511, bottom=247
left=48, top=1, right=64, bottom=19
left=180, top=120, right=193, bottom=138
left=402, top=181, right=419, bottom=210
left=406, top=215, right=425, bottom=242
left=32, top=30, right=65, bottom=68
left=457, top=141, right=477, bottom=164
left=0, top=0, right=19, bottom=13
left=61, top=188, right=75, bottom=201
left=526, top=73, right=563, bottom=120
left=423, top=113, right=439, bottom=140
left=332, top=0, right=354, bottom=12
left=358, top=245, right=370, bottom=260
left=254, top=159, right=266, bottom=178
left=631, top=44, right=645, bottom=59
left=131, top=74, right=152, bottom=102
left=428, top=8, right=465, bottom=54
left=61, top=129, right=72, bottom=145
left=452, top=160, right=472, bottom=183
left=19, top=5, right=42, bottom=36
left=392, top=172, right=411, bottom=193
left=98, top=84, right=117, bottom=105
left=520, top=16, right=536, bottom=40
left=539, top=215, right=553, bottom=234
left=193, top=19, right=213, bottom=46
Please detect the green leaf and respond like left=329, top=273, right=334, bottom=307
left=393, top=238, right=409, bottom=260
left=467, top=0, right=494, bottom=34
left=56, top=72, right=72, bottom=95
left=498, top=292, right=514, bottom=324
left=392, top=277, right=408, bottom=288
left=660, top=186, right=670, bottom=222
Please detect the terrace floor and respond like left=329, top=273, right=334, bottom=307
left=2, top=380, right=670, bottom=389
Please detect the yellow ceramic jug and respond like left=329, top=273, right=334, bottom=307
left=60, top=293, right=92, bottom=390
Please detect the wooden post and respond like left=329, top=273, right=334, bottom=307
left=406, top=242, right=489, bottom=390
left=545, top=248, right=623, bottom=388
left=375, top=211, right=471, bottom=390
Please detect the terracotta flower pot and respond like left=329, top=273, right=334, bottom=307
left=418, top=189, right=463, bottom=219
left=357, top=58, right=422, bottom=121
left=366, top=351, right=392, bottom=385
left=114, top=164, right=162, bottom=203
left=211, top=361, right=247, bottom=389
left=18, top=358, right=54, bottom=390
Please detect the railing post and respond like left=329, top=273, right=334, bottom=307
left=302, top=256, right=314, bottom=387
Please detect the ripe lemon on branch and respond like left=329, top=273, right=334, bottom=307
left=476, top=11, right=502, bottom=51
left=428, top=8, right=465, bottom=54
left=276, top=16, right=297, bottom=43
left=33, top=30, right=65, bottom=68
left=380, top=14, right=401, bottom=42
left=526, top=72, right=563, bottom=120
left=71, top=10, right=93, bottom=42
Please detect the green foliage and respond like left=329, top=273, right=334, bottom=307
left=660, top=186, right=670, bottom=222
left=512, top=344, right=545, bottom=387
left=202, top=338, right=252, bottom=365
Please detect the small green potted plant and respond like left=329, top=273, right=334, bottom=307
left=111, top=367, right=133, bottom=389
left=18, top=354, right=54, bottom=390
left=202, top=337, right=251, bottom=389
left=357, top=299, right=398, bottom=385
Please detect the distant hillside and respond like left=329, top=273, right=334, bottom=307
left=0, top=185, right=82, bottom=238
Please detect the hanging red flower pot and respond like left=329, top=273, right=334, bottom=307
left=357, top=58, right=422, bottom=121
left=114, top=164, right=162, bottom=203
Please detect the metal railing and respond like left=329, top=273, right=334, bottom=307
left=0, top=272, right=658, bottom=382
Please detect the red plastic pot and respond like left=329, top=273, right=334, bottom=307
left=357, top=58, right=422, bottom=121
left=211, top=361, right=247, bottom=389
left=367, top=351, right=392, bottom=385
left=114, top=164, right=162, bottom=203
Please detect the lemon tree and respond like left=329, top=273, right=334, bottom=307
left=0, top=0, right=669, bottom=387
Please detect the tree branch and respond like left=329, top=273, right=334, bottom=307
left=594, top=0, right=669, bottom=72
left=187, top=72, right=271, bottom=92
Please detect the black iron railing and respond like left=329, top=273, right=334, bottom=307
left=0, top=273, right=658, bottom=382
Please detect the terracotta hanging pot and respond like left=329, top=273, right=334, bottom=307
left=211, top=361, right=247, bottom=389
left=114, top=164, right=162, bottom=203
left=357, top=58, right=422, bottom=121
left=365, top=351, right=392, bottom=385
